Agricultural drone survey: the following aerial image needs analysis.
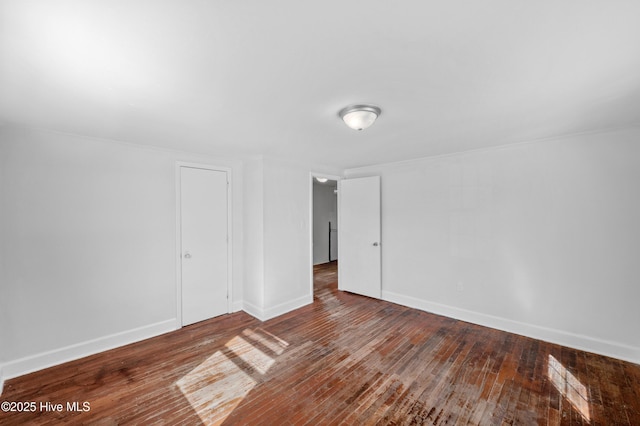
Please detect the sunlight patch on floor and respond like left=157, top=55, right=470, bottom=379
left=548, top=354, right=591, bottom=422
left=242, top=328, right=288, bottom=356
left=176, top=328, right=289, bottom=425
left=225, top=335, right=275, bottom=375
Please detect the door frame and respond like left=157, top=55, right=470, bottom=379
left=309, top=172, right=342, bottom=297
left=175, top=161, right=233, bottom=328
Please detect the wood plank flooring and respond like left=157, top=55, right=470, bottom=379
left=1, top=261, right=639, bottom=425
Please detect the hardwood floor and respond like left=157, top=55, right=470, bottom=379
left=2, top=261, right=639, bottom=425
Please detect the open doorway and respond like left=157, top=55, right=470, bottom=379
left=311, top=175, right=339, bottom=298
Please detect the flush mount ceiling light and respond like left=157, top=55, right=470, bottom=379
left=339, top=104, right=381, bottom=131
left=316, top=177, right=328, bottom=183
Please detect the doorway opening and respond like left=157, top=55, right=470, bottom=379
left=311, top=174, right=340, bottom=298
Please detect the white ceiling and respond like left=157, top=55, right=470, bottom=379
left=2, top=1, right=640, bottom=169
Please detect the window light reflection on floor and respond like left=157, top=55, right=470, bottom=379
left=547, top=354, right=591, bottom=422
left=176, top=328, right=288, bottom=425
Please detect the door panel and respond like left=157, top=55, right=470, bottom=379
left=180, top=167, right=228, bottom=325
left=339, top=176, right=381, bottom=298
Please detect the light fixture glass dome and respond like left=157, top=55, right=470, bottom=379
left=339, top=105, right=381, bottom=131
left=316, top=177, right=328, bottom=183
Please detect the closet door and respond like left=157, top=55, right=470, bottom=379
left=180, top=166, right=228, bottom=325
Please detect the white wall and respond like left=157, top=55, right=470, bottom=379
left=345, top=127, right=640, bottom=364
left=0, top=125, right=244, bottom=379
left=263, top=157, right=313, bottom=312
left=242, top=156, right=264, bottom=312
left=313, top=180, right=338, bottom=265
left=242, top=156, right=342, bottom=320
left=8, top=119, right=637, bottom=381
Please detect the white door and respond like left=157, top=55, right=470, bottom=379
left=339, top=176, right=381, bottom=298
left=180, top=166, right=228, bottom=325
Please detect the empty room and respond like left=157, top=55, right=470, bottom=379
left=1, top=1, right=639, bottom=425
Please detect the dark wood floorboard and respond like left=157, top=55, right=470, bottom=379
left=1, top=260, right=639, bottom=425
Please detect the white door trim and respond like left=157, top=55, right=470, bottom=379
left=176, top=161, right=233, bottom=328
left=309, top=172, right=342, bottom=297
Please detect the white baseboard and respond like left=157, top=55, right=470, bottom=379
left=2, top=319, right=177, bottom=382
left=313, top=259, right=335, bottom=266
left=382, top=290, right=640, bottom=365
left=263, top=295, right=313, bottom=321
left=243, top=295, right=313, bottom=322
left=242, top=301, right=265, bottom=321
left=231, top=300, right=243, bottom=313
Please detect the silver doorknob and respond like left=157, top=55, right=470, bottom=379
left=184, top=252, right=192, bottom=259
left=373, top=242, right=379, bottom=246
